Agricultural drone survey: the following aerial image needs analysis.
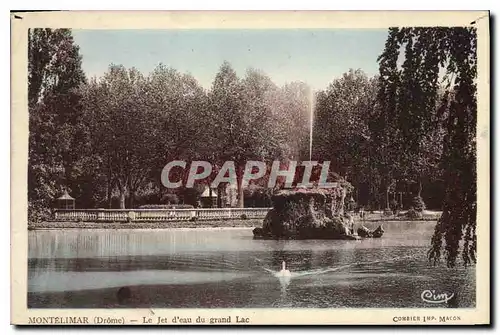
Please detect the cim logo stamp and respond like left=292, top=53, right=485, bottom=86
left=421, top=290, right=455, bottom=304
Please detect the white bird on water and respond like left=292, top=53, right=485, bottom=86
left=277, top=261, right=291, bottom=277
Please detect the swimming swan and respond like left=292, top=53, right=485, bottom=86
left=277, top=261, right=291, bottom=277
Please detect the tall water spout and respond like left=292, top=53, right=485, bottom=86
left=309, top=88, right=314, bottom=161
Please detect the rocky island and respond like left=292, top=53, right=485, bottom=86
left=252, top=188, right=384, bottom=240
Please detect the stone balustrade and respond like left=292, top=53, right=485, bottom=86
left=53, top=208, right=272, bottom=222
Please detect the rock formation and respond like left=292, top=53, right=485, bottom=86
left=253, top=188, right=383, bottom=240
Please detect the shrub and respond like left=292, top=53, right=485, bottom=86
left=162, top=193, right=180, bottom=205
left=28, top=201, right=52, bottom=223
left=347, top=199, right=357, bottom=212
left=138, top=204, right=194, bottom=209
left=383, top=209, right=393, bottom=216
left=405, top=208, right=422, bottom=219
left=389, top=199, right=399, bottom=211
left=411, top=195, right=426, bottom=212
left=244, top=188, right=273, bottom=207
left=240, top=214, right=248, bottom=220
left=176, top=204, right=194, bottom=209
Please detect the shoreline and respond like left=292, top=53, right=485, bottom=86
left=28, top=218, right=438, bottom=231
left=28, top=219, right=262, bottom=230
left=30, top=226, right=255, bottom=231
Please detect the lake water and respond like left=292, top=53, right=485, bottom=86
left=28, top=221, right=475, bottom=308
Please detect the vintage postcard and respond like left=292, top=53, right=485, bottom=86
left=11, top=11, right=490, bottom=325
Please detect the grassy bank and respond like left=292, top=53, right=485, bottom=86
left=360, top=210, right=442, bottom=222
left=29, top=219, right=262, bottom=230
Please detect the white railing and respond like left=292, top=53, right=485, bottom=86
left=53, top=208, right=272, bottom=222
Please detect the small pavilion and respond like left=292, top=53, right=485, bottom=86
left=56, top=190, right=75, bottom=209
left=200, top=186, right=217, bottom=208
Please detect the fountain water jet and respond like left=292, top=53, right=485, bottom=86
left=309, top=87, right=314, bottom=161
left=251, top=85, right=384, bottom=241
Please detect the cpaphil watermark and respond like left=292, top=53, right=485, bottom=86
left=161, top=160, right=339, bottom=189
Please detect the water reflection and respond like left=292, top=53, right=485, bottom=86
left=28, top=222, right=476, bottom=309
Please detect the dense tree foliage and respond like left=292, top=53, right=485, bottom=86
left=28, top=32, right=313, bottom=214
left=373, top=27, right=477, bottom=267
left=208, top=64, right=287, bottom=207
left=28, top=28, right=86, bottom=221
left=427, top=28, right=477, bottom=267
left=314, top=69, right=378, bottom=204
left=28, top=28, right=479, bottom=268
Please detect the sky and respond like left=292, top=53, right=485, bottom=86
left=72, top=29, right=389, bottom=91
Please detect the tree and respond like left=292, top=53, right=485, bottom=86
left=427, top=28, right=477, bottom=267
left=273, top=81, right=311, bottom=160
left=28, top=28, right=86, bottom=220
left=377, top=27, right=477, bottom=267
left=397, top=28, right=443, bottom=200
left=81, top=65, right=155, bottom=209
left=371, top=28, right=403, bottom=210
left=208, top=63, right=284, bottom=207
left=146, top=64, right=209, bottom=203
left=314, top=69, right=378, bottom=206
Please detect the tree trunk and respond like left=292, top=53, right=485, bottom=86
left=236, top=163, right=244, bottom=208
left=118, top=181, right=126, bottom=209
left=339, top=188, right=346, bottom=215
left=119, top=191, right=126, bottom=209
left=386, top=187, right=390, bottom=209
left=127, top=178, right=135, bottom=209
left=217, top=184, right=223, bottom=208
left=417, top=178, right=423, bottom=197
left=158, top=183, right=163, bottom=203
left=107, top=180, right=112, bottom=209
left=129, top=191, right=135, bottom=208
left=107, top=158, right=112, bottom=209
left=208, top=185, right=213, bottom=208
left=237, top=183, right=244, bottom=208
